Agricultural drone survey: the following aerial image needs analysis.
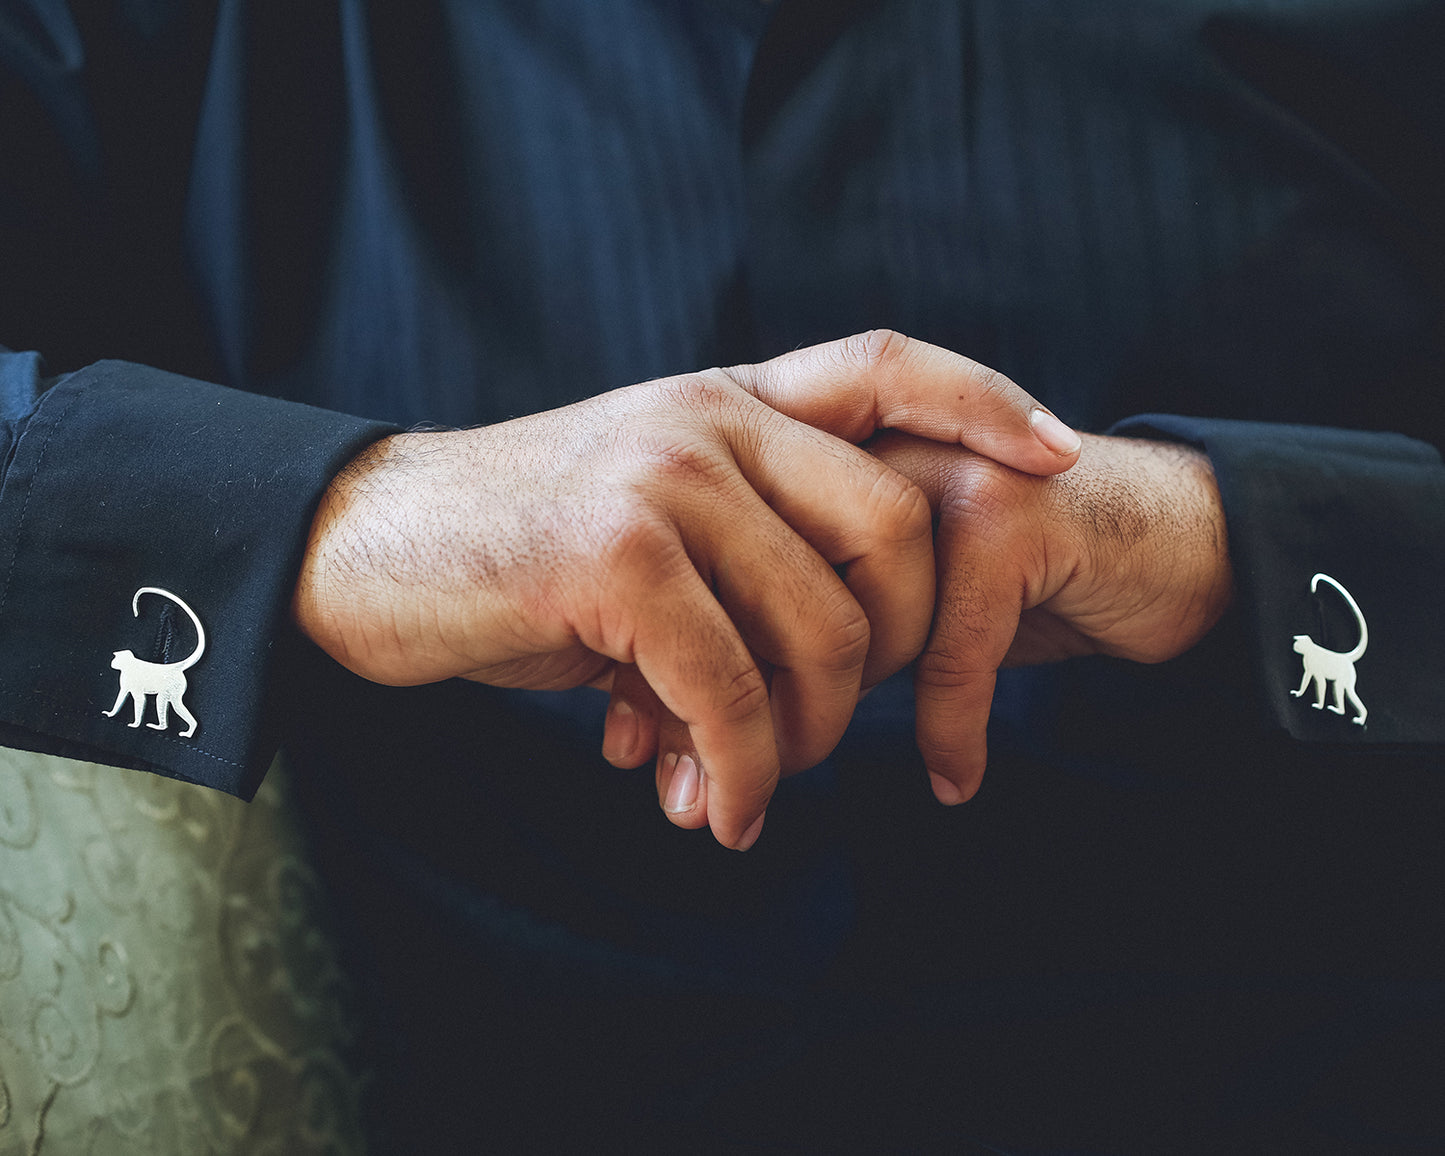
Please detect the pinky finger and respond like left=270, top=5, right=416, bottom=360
left=601, top=665, right=661, bottom=768
left=601, top=665, right=713, bottom=830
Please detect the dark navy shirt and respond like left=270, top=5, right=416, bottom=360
left=2, top=1, right=1443, bottom=1149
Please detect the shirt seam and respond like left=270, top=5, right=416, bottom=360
left=2, top=686, right=250, bottom=772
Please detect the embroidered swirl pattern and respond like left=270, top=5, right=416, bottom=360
left=0, top=749, right=366, bottom=1154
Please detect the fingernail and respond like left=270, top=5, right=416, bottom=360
left=664, top=754, right=699, bottom=813
left=734, top=811, right=766, bottom=852
left=1030, top=407, right=1081, bottom=456
left=929, top=772, right=965, bottom=805
left=602, top=698, right=637, bottom=762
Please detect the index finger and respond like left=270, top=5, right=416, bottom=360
left=868, top=432, right=1024, bottom=803
left=724, top=330, right=1081, bottom=476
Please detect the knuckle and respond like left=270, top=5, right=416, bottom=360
left=635, top=437, right=730, bottom=491
left=632, top=374, right=762, bottom=485
left=812, top=588, right=872, bottom=671
left=915, top=645, right=982, bottom=691
left=844, top=327, right=909, bottom=372
left=936, top=483, right=989, bottom=532
left=936, top=457, right=1019, bottom=528
left=656, top=368, right=739, bottom=414
left=867, top=468, right=934, bottom=544
left=711, top=663, right=772, bottom=724
left=598, top=506, right=684, bottom=573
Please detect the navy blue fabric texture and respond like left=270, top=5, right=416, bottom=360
left=2, top=0, right=1443, bottom=1150
left=0, top=354, right=394, bottom=794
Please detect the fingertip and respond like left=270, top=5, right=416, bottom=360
left=733, top=810, right=767, bottom=852
left=916, top=693, right=990, bottom=807
left=950, top=402, right=1082, bottom=479
left=602, top=696, right=641, bottom=765
left=928, top=770, right=982, bottom=805
left=663, top=752, right=701, bottom=814
left=705, top=799, right=769, bottom=850
left=685, top=695, right=780, bottom=849
left=1028, top=407, right=1082, bottom=463
left=659, top=752, right=710, bottom=829
left=928, top=772, right=965, bottom=805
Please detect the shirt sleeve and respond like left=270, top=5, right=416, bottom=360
left=0, top=350, right=397, bottom=797
left=1110, top=413, right=1445, bottom=746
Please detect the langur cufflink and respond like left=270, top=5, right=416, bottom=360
left=1290, top=572, right=1367, bottom=727
left=103, top=587, right=206, bottom=738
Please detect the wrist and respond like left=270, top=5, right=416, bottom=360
left=1063, top=434, right=1234, bottom=662
left=290, top=434, right=402, bottom=669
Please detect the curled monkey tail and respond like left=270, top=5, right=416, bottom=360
left=131, top=587, right=207, bottom=670
left=1310, top=573, right=1367, bottom=662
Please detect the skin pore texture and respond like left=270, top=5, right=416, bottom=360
left=291, top=332, right=1230, bottom=849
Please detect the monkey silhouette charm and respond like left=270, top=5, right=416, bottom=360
left=104, top=587, right=206, bottom=738
left=1291, top=572, right=1367, bottom=727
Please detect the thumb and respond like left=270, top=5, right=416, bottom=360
left=724, top=330, right=1081, bottom=476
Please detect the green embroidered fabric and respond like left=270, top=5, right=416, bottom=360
left=0, top=749, right=367, bottom=1155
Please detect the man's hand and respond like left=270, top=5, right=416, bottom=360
left=291, top=332, right=1081, bottom=850
left=869, top=431, right=1235, bottom=804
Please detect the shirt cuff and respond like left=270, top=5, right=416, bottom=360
left=0, top=359, right=398, bottom=796
left=1111, top=414, right=1445, bottom=745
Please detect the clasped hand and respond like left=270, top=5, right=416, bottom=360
left=292, top=332, right=1230, bottom=849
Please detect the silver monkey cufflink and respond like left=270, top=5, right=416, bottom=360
left=104, top=587, right=206, bottom=738
left=1291, top=572, right=1367, bottom=727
